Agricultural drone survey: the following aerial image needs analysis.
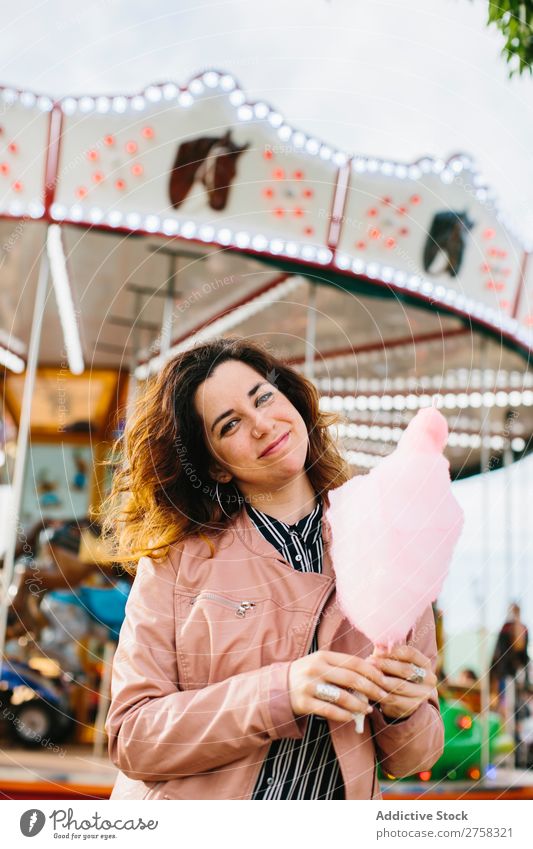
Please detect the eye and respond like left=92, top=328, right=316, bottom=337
left=220, top=418, right=239, bottom=436
left=256, top=391, right=273, bottom=405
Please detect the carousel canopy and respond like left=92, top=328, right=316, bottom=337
left=0, top=70, right=531, bottom=478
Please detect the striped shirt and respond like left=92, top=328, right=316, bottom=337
left=246, top=498, right=345, bottom=800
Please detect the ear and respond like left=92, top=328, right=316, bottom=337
left=209, top=464, right=233, bottom=484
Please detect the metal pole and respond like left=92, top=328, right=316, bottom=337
left=304, top=281, right=318, bottom=381
left=0, top=244, right=49, bottom=672
left=159, top=255, right=178, bottom=358
left=503, top=410, right=514, bottom=604
left=479, top=338, right=491, bottom=781
left=125, top=290, right=143, bottom=420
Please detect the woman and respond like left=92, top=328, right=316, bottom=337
left=103, top=337, right=443, bottom=800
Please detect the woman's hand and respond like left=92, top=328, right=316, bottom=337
left=368, top=644, right=437, bottom=721
left=288, top=650, right=389, bottom=723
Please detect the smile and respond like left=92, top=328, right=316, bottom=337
left=259, top=431, right=290, bottom=458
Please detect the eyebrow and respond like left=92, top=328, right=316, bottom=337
left=210, top=382, right=266, bottom=433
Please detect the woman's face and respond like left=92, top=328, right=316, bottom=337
left=193, top=359, right=309, bottom=493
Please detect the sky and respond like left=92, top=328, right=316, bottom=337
left=1, top=0, right=532, bottom=648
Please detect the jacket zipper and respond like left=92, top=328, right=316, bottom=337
left=189, top=592, right=256, bottom=618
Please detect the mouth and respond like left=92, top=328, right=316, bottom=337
left=259, top=431, right=290, bottom=458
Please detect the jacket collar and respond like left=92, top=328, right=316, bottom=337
left=231, top=501, right=334, bottom=579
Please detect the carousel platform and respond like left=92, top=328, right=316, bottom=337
left=0, top=742, right=116, bottom=800
left=2, top=740, right=533, bottom=800
left=382, top=767, right=533, bottom=800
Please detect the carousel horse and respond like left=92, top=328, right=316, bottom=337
left=4, top=519, right=130, bottom=643
left=169, top=129, right=249, bottom=211
left=423, top=210, right=474, bottom=277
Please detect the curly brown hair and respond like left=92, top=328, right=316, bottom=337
left=100, top=337, right=349, bottom=572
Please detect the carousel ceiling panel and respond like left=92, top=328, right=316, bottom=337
left=0, top=71, right=529, bottom=363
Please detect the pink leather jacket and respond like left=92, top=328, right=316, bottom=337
left=106, top=507, right=444, bottom=800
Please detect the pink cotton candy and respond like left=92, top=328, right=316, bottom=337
left=327, top=407, right=464, bottom=649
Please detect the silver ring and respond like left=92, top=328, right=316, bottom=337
left=315, top=682, right=341, bottom=704
left=409, top=665, right=427, bottom=684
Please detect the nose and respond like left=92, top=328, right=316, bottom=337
left=250, top=408, right=272, bottom=439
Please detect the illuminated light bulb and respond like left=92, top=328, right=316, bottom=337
left=252, top=234, right=268, bottom=251
left=104, top=134, right=115, bottom=146
left=75, top=186, right=87, bottom=199
left=335, top=253, right=351, bottom=270
left=8, top=200, right=23, bottom=215
left=254, top=102, right=269, bottom=119
left=199, top=225, right=215, bottom=242
left=301, top=245, right=317, bottom=261
left=144, top=215, right=160, bottom=232
left=50, top=203, right=67, bottom=220
left=125, top=140, right=138, bottom=154
left=234, top=231, right=250, bottom=248
left=394, top=270, right=407, bottom=286
left=366, top=262, right=379, bottom=278
left=131, top=95, right=146, bottom=111
left=145, top=86, right=162, bottom=102
left=380, top=161, right=394, bottom=176
left=142, top=126, right=155, bottom=139
left=162, top=218, right=179, bottom=235
left=107, top=210, right=123, bottom=227
left=220, top=74, right=236, bottom=91
left=352, top=258, right=365, bottom=274
left=273, top=207, right=285, bottom=217
left=333, top=151, right=348, bottom=166
left=316, top=248, right=332, bottom=265
left=115, top=179, right=126, bottom=191
left=366, top=158, right=379, bottom=172
left=131, top=163, right=143, bottom=176
left=79, top=96, right=95, bottom=113
left=305, top=138, right=320, bottom=155
left=162, top=84, right=177, bottom=100
left=202, top=71, right=220, bottom=88
left=273, top=168, right=285, bottom=180
left=112, top=96, right=128, bottom=113
left=277, top=124, right=292, bottom=141
left=408, top=164, right=422, bottom=179
left=353, top=157, right=367, bottom=173
left=178, top=91, right=194, bottom=107
left=92, top=171, right=104, bottom=183
left=381, top=266, right=394, bottom=282
left=284, top=241, right=299, bottom=256
left=319, top=145, right=332, bottom=160
left=181, top=220, right=197, bottom=238
left=1, top=88, right=17, bottom=104
left=419, top=158, right=433, bottom=173
left=28, top=201, right=44, bottom=218
left=189, top=78, right=204, bottom=95
left=229, top=89, right=245, bottom=106
left=37, top=95, right=53, bottom=111
left=292, top=131, right=305, bottom=148
left=238, top=105, right=253, bottom=121
left=394, top=164, right=407, bottom=179
left=89, top=206, right=103, bottom=223
left=20, top=91, right=36, bottom=108
left=96, top=96, right=111, bottom=113
left=0, top=162, right=10, bottom=175
left=269, top=239, right=284, bottom=254
left=61, top=97, right=77, bottom=115
left=12, top=181, right=23, bottom=192
left=125, top=212, right=141, bottom=229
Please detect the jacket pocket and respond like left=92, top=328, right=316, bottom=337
left=175, top=590, right=264, bottom=689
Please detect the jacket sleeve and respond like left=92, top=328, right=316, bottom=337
left=369, top=604, right=444, bottom=778
left=105, top=554, right=306, bottom=782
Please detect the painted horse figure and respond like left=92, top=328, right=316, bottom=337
left=423, top=210, right=474, bottom=277
left=169, top=129, right=249, bottom=211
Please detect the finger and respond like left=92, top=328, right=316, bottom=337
left=309, top=682, right=372, bottom=715
left=324, top=666, right=389, bottom=704
left=378, top=696, right=417, bottom=720
left=372, top=644, right=431, bottom=668
left=380, top=675, right=433, bottom=698
left=308, top=698, right=372, bottom=725
left=321, top=652, right=388, bottom=689
left=370, top=657, right=437, bottom=686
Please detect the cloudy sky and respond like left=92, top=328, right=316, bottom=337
left=1, top=0, right=532, bottom=649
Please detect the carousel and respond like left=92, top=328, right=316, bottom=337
left=0, top=69, right=532, bottom=799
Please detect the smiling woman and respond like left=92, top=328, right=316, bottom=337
left=102, top=337, right=444, bottom=801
